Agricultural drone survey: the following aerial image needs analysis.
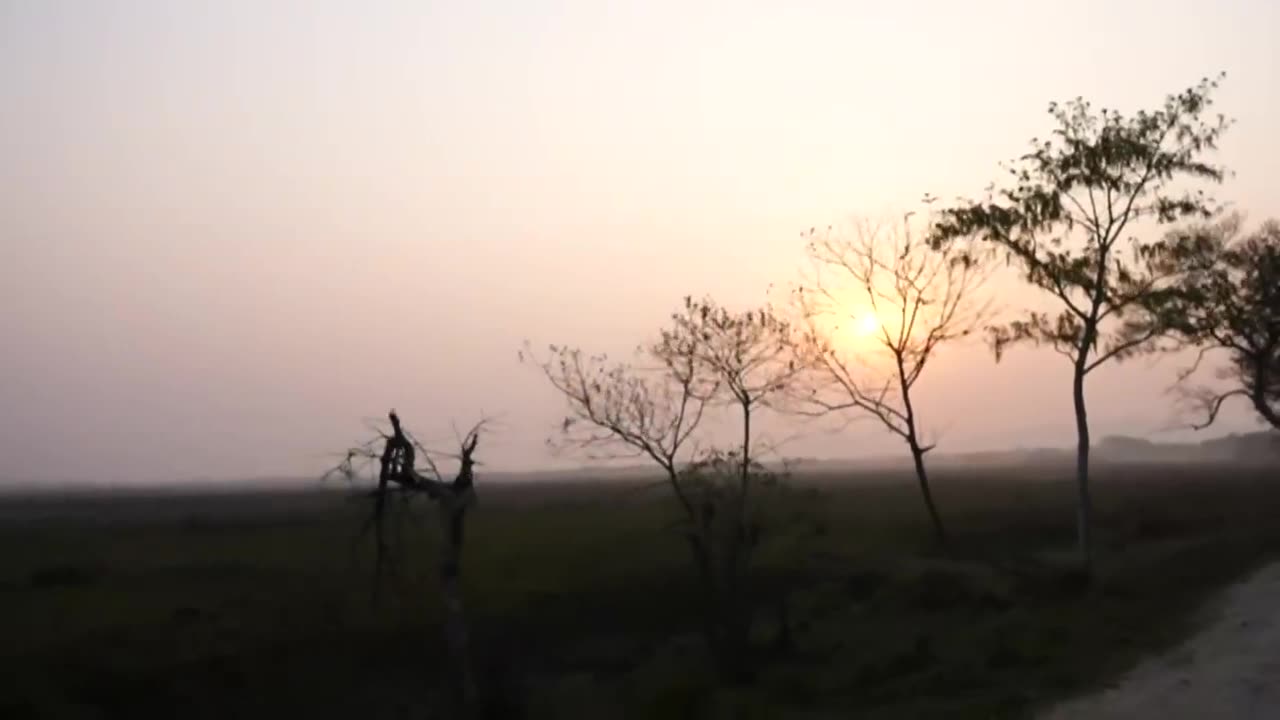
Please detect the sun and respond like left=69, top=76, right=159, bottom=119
left=854, top=312, right=880, bottom=337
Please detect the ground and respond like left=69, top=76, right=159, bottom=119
left=1042, top=561, right=1280, bottom=719
left=2, top=460, right=1279, bottom=718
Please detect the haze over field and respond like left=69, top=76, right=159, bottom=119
left=2, top=1, right=1278, bottom=483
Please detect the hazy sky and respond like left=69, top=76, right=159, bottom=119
left=2, top=1, right=1277, bottom=482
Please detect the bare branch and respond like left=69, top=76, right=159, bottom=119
left=786, top=212, right=993, bottom=543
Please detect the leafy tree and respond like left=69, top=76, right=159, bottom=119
left=791, top=213, right=992, bottom=544
left=1168, top=215, right=1280, bottom=430
left=928, top=75, right=1231, bottom=572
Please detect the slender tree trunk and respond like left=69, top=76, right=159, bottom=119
left=908, top=440, right=946, bottom=545
left=1071, top=363, right=1093, bottom=575
left=715, top=398, right=753, bottom=683
left=1252, top=364, right=1280, bottom=430
left=898, top=357, right=945, bottom=545
left=734, top=400, right=752, bottom=587
left=735, top=400, right=752, bottom=647
left=1256, top=399, right=1280, bottom=431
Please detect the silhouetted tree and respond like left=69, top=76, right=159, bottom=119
left=928, top=74, right=1231, bottom=573
left=521, top=339, right=711, bottom=517
left=521, top=333, right=743, bottom=670
left=327, top=410, right=489, bottom=712
left=1167, top=215, right=1280, bottom=430
left=791, top=213, right=992, bottom=544
left=657, top=297, right=801, bottom=493
left=654, top=296, right=804, bottom=678
left=527, top=297, right=803, bottom=680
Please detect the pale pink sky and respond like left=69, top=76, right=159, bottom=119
left=1, top=1, right=1277, bottom=482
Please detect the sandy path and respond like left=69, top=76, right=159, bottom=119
left=1041, top=561, right=1280, bottom=719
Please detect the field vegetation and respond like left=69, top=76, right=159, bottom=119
left=4, top=459, right=1280, bottom=718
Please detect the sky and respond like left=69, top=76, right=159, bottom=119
left=1, top=0, right=1277, bottom=483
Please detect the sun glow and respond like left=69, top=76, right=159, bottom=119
left=854, top=312, right=880, bottom=338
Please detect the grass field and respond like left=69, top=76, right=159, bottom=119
left=3, top=461, right=1280, bottom=719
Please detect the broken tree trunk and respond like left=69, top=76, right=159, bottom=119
left=368, top=410, right=484, bottom=713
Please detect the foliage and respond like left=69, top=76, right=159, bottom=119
left=928, top=74, right=1230, bottom=369
left=9, top=466, right=1280, bottom=718
left=926, top=73, right=1232, bottom=570
left=1166, top=215, right=1280, bottom=429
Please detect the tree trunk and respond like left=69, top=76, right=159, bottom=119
left=898, top=356, right=945, bottom=546
left=908, top=441, right=946, bottom=545
left=439, top=494, right=477, bottom=711
left=732, top=401, right=753, bottom=663
left=1256, top=399, right=1280, bottom=431
left=1252, top=364, right=1279, bottom=430
left=1071, top=364, right=1093, bottom=575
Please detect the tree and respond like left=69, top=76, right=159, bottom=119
left=327, top=410, right=489, bottom=711
left=928, top=75, right=1231, bottom=572
left=521, top=330, right=743, bottom=670
left=655, top=296, right=804, bottom=677
left=791, top=213, right=991, bottom=544
left=1168, top=215, right=1280, bottom=430
left=657, top=297, right=802, bottom=496
left=525, top=296, right=804, bottom=680
left=520, top=337, right=712, bottom=548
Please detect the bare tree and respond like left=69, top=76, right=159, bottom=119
left=525, top=296, right=803, bottom=680
left=790, top=213, right=991, bottom=544
left=656, top=296, right=803, bottom=678
left=1166, top=215, right=1280, bottom=430
left=928, top=75, right=1231, bottom=573
left=658, top=296, right=803, bottom=492
left=327, top=410, right=489, bottom=711
left=520, top=339, right=711, bottom=538
left=520, top=336, right=740, bottom=667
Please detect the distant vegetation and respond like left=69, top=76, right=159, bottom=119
left=6, top=463, right=1280, bottom=718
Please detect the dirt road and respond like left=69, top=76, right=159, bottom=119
left=1041, top=562, right=1280, bottom=719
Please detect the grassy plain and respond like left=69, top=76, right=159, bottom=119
left=3, top=460, right=1280, bottom=719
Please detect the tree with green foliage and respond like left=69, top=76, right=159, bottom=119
left=928, top=75, right=1232, bottom=573
left=1166, top=215, right=1280, bottom=430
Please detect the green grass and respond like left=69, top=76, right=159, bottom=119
left=2, top=462, right=1280, bottom=718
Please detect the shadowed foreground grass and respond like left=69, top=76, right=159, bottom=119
left=2, top=461, right=1279, bottom=719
